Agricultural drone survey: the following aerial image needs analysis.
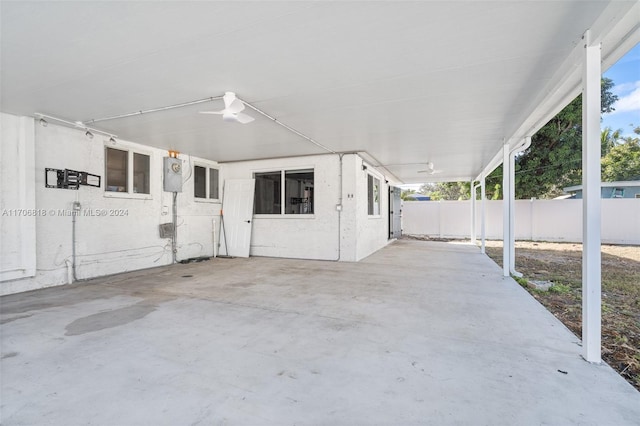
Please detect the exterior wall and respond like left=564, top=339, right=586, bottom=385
left=221, top=153, right=392, bottom=262
left=402, top=199, right=640, bottom=245
left=1, top=114, right=36, bottom=283
left=0, top=114, right=221, bottom=295
left=222, top=155, right=342, bottom=261
left=354, top=159, right=390, bottom=261
left=1, top=113, right=394, bottom=295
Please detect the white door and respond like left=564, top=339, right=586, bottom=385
left=221, top=179, right=255, bottom=257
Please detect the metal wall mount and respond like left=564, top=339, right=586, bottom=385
left=45, top=168, right=101, bottom=190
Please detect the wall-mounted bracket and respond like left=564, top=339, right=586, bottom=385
left=45, top=168, right=101, bottom=190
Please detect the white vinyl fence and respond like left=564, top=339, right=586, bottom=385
left=402, top=199, right=640, bottom=245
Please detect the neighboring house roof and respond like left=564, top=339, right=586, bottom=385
left=406, top=195, right=431, bottom=201
left=563, top=181, right=640, bottom=192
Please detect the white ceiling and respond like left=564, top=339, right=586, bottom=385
left=2, top=1, right=638, bottom=183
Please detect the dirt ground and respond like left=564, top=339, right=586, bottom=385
left=483, top=240, right=640, bottom=391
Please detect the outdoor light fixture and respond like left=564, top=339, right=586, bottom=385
left=109, top=137, right=116, bottom=143
left=362, top=164, right=368, bottom=171
left=34, top=113, right=117, bottom=141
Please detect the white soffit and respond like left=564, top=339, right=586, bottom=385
left=1, top=1, right=638, bottom=183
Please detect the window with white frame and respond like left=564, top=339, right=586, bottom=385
left=194, top=165, right=220, bottom=200
left=105, top=147, right=150, bottom=194
left=254, top=169, right=314, bottom=215
left=367, top=174, right=380, bottom=216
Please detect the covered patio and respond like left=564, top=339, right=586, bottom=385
left=2, top=240, right=639, bottom=425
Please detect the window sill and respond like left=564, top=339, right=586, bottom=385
left=195, top=198, right=221, bottom=204
left=368, top=215, right=382, bottom=219
left=104, top=192, right=152, bottom=200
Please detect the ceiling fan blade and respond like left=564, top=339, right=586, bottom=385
left=227, top=98, right=245, bottom=114
left=235, top=112, right=255, bottom=124
left=199, top=110, right=224, bottom=115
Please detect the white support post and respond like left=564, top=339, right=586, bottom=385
left=481, top=175, right=486, bottom=254
left=471, top=180, right=476, bottom=244
left=502, top=142, right=510, bottom=277
left=509, top=149, right=516, bottom=275
left=582, top=30, right=602, bottom=363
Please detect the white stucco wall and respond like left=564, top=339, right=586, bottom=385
left=354, top=159, right=390, bottom=261
left=1, top=114, right=36, bottom=283
left=1, top=116, right=221, bottom=295
left=221, top=153, right=393, bottom=262
left=403, top=199, right=640, bottom=245
left=1, top=114, right=395, bottom=295
left=222, top=155, right=342, bottom=261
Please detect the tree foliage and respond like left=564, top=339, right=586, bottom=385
left=601, top=127, right=640, bottom=182
left=504, top=77, right=618, bottom=199
left=415, top=79, right=633, bottom=200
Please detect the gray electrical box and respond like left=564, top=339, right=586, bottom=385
left=159, top=223, right=174, bottom=238
left=163, top=157, right=183, bottom=192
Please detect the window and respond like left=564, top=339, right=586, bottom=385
left=133, top=153, right=150, bottom=194
left=194, top=165, right=220, bottom=201
left=254, top=169, right=314, bottom=215
left=105, top=148, right=127, bottom=192
left=368, top=174, right=380, bottom=216
left=105, top=147, right=150, bottom=195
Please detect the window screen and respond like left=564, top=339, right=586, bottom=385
left=209, top=168, right=219, bottom=199
left=194, top=165, right=206, bottom=198
left=133, top=153, right=150, bottom=194
left=105, top=148, right=128, bottom=192
left=254, top=172, right=282, bottom=214
left=368, top=174, right=380, bottom=215
left=285, top=169, right=314, bottom=214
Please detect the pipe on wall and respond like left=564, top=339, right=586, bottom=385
left=71, top=201, right=81, bottom=281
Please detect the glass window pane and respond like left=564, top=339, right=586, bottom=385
left=285, top=169, right=314, bottom=214
left=209, top=168, right=219, bottom=199
left=367, top=175, right=373, bottom=215
left=194, top=166, right=206, bottom=198
left=368, top=175, right=380, bottom=215
left=133, top=153, right=150, bottom=194
left=254, top=172, right=281, bottom=214
left=373, top=177, right=380, bottom=215
left=105, top=148, right=128, bottom=192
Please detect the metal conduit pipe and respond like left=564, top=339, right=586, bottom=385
left=83, top=96, right=223, bottom=124
left=172, top=192, right=178, bottom=264
left=333, top=153, right=344, bottom=261
left=71, top=201, right=81, bottom=281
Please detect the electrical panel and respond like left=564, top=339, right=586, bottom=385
left=163, top=157, right=182, bottom=192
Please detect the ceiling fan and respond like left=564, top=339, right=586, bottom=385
left=199, top=92, right=255, bottom=124
left=417, top=162, right=442, bottom=175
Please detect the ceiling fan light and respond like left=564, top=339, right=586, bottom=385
left=222, top=112, right=237, bottom=122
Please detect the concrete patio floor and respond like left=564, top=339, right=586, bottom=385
left=1, top=240, right=639, bottom=425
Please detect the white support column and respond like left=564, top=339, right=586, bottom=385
left=502, top=142, right=510, bottom=277
left=508, top=148, right=517, bottom=275
left=582, top=30, right=602, bottom=363
left=471, top=180, right=476, bottom=244
left=481, top=175, right=486, bottom=254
